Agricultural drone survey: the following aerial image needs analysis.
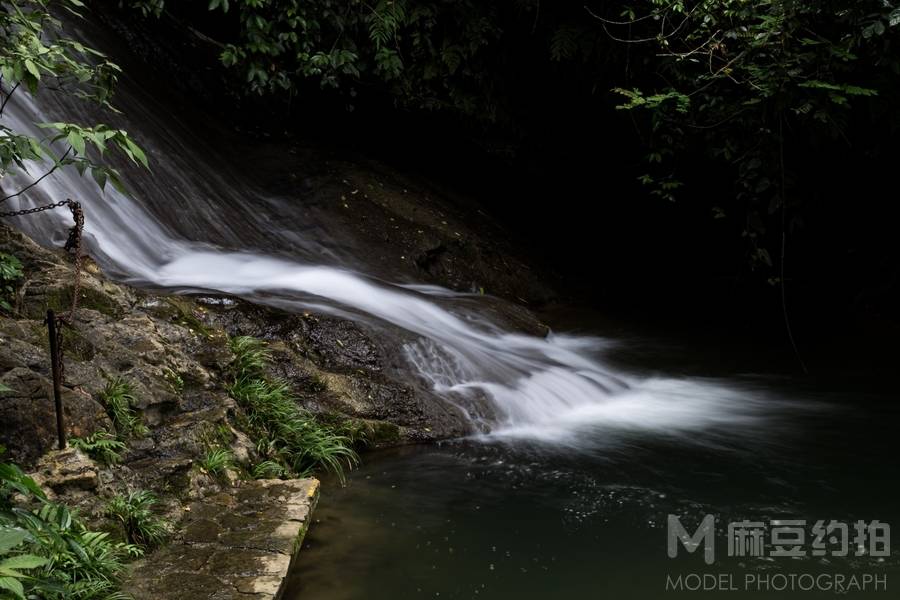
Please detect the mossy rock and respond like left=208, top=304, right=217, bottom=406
left=366, top=419, right=401, bottom=446
left=23, top=282, right=126, bottom=320
left=60, top=327, right=97, bottom=362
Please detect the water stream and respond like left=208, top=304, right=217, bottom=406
left=1, top=79, right=806, bottom=452
left=3, top=36, right=898, bottom=599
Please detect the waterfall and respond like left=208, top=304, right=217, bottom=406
left=1, top=82, right=786, bottom=451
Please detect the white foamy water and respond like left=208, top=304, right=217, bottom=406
left=1, top=88, right=791, bottom=450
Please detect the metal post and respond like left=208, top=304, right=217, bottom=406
left=46, top=310, right=66, bottom=450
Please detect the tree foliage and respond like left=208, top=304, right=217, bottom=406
left=0, top=0, right=148, bottom=201
left=129, top=0, right=535, bottom=123
left=88, top=1, right=900, bottom=291
left=601, top=0, right=900, bottom=272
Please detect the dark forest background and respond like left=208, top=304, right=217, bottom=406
left=102, top=0, right=900, bottom=367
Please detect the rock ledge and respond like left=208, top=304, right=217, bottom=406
left=124, top=478, right=319, bottom=600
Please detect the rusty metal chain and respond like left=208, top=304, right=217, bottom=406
left=0, top=199, right=71, bottom=218
left=57, top=200, right=83, bottom=383
left=1, top=199, right=84, bottom=384
left=62, top=200, right=83, bottom=320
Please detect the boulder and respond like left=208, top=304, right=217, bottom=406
left=29, top=447, right=100, bottom=496
left=0, top=367, right=112, bottom=467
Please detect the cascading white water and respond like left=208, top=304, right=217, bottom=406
left=2, top=85, right=788, bottom=451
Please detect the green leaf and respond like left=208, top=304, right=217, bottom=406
left=124, top=137, right=148, bottom=168
left=91, top=167, right=108, bottom=190
left=0, top=576, right=24, bottom=600
left=0, top=530, right=27, bottom=554
left=891, top=9, right=900, bottom=27
left=107, top=170, right=128, bottom=195
left=27, top=138, right=43, bottom=159
left=66, top=131, right=86, bottom=156
left=0, top=465, right=45, bottom=499
left=23, top=60, right=40, bottom=80
left=0, top=555, right=49, bottom=570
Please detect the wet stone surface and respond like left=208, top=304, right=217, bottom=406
left=124, top=478, right=319, bottom=600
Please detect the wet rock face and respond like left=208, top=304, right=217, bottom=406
left=124, top=478, right=320, bottom=600
left=30, top=447, right=100, bottom=497
left=0, top=367, right=111, bottom=465
left=2, top=221, right=475, bottom=474
left=201, top=300, right=473, bottom=442
left=201, top=301, right=383, bottom=373
left=0, top=223, right=134, bottom=320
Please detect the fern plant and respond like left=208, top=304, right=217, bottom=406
left=1, top=460, right=139, bottom=600
left=0, top=528, right=48, bottom=600
left=70, top=432, right=126, bottom=466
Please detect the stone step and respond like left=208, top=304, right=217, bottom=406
left=124, top=478, right=319, bottom=600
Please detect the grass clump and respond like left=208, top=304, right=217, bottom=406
left=99, top=378, right=148, bottom=439
left=198, top=448, right=234, bottom=479
left=250, top=460, right=288, bottom=480
left=1, top=459, right=141, bottom=599
left=104, top=491, right=168, bottom=549
left=70, top=431, right=127, bottom=466
left=227, top=336, right=358, bottom=482
left=229, top=335, right=271, bottom=379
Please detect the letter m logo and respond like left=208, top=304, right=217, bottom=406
left=668, top=514, right=715, bottom=564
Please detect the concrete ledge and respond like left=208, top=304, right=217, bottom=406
left=124, top=478, right=319, bottom=600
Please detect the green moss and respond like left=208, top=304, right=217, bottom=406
left=198, top=422, right=234, bottom=448
left=34, top=285, right=121, bottom=319
left=60, top=327, right=97, bottom=361
left=368, top=419, right=401, bottom=445
left=292, top=519, right=310, bottom=555
left=25, top=316, right=95, bottom=362
left=165, top=298, right=213, bottom=337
